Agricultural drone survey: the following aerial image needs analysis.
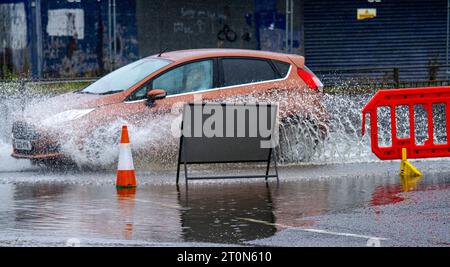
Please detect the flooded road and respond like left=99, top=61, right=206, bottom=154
left=0, top=160, right=448, bottom=246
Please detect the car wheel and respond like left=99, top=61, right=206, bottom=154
left=276, top=115, right=327, bottom=163
left=83, top=126, right=122, bottom=167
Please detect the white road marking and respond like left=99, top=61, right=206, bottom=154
left=238, top=217, right=387, bottom=241
left=132, top=198, right=180, bottom=209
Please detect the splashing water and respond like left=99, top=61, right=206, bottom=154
left=0, top=140, right=33, bottom=172
left=58, top=91, right=379, bottom=168
left=309, top=94, right=377, bottom=164
left=0, top=83, right=44, bottom=172
left=60, top=114, right=180, bottom=169
left=0, top=83, right=382, bottom=171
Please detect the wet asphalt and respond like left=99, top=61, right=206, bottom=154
left=247, top=187, right=449, bottom=247
left=0, top=160, right=448, bottom=247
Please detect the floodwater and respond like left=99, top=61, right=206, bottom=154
left=0, top=160, right=448, bottom=246
left=0, top=90, right=448, bottom=246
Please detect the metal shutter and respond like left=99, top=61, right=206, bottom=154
left=304, top=0, right=447, bottom=81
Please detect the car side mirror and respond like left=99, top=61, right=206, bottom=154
left=147, top=89, right=167, bottom=100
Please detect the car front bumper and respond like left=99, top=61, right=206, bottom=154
left=11, top=152, right=65, bottom=160
left=11, top=120, right=65, bottom=160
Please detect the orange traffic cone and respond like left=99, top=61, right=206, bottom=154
left=116, top=125, right=137, bottom=189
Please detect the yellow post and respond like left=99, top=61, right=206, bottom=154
left=400, top=175, right=422, bottom=192
left=399, top=148, right=422, bottom=177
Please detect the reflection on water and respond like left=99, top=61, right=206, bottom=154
left=178, top=183, right=276, bottom=243
left=370, top=185, right=407, bottom=206
left=370, top=175, right=424, bottom=206
left=0, top=170, right=448, bottom=245
left=370, top=174, right=450, bottom=208
left=116, top=188, right=137, bottom=240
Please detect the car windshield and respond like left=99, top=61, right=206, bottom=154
left=81, top=58, right=171, bottom=94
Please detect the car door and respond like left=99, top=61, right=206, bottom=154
left=208, top=57, right=288, bottom=100
left=117, top=59, right=216, bottom=122
left=152, top=59, right=216, bottom=96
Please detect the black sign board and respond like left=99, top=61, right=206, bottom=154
left=176, top=103, right=279, bottom=185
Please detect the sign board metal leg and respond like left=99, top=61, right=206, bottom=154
left=176, top=136, right=183, bottom=185
left=272, top=150, right=280, bottom=183
left=265, top=148, right=272, bottom=182
left=176, top=162, right=180, bottom=185
left=176, top=103, right=280, bottom=187
left=181, top=149, right=280, bottom=186
left=184, top=160, right=188, bottom=188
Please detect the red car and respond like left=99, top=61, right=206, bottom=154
left=11, top=49, right=326, bottom=167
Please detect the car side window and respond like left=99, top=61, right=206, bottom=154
left=153, top=60, right=213, bottom=95
left=272, top=60, right=291, bottom=78
left=131, top=83, right=151, bottom=100
left=221, top=58, right=278, bottom=87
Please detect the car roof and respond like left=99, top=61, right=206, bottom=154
left=148, top=48, right=297, bottom=63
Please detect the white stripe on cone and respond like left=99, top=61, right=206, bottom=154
left=118, top=143, right=135, bottom=170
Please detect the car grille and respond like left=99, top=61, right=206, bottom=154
left=11, top=121, right=61, bottom=155
left=12, top=121, right=39, bottom=140
left=14, top=143, right=61, bottom=155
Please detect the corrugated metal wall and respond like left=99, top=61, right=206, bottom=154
left=304, top=0, right=448, bottom=81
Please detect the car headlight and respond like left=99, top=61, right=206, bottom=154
left=41, top=108, right=96, bottom=126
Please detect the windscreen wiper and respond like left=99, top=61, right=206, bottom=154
left=75, top=90, right=96, bottom=94
left=99, top=90, right=123, bottom=95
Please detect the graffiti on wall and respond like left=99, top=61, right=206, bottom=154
left=173, top=6, right=253, bottom=45
left=173, top=7, right=227, bottom=35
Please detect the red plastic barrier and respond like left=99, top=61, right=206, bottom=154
left=362, top=86, right=450, bottom=160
